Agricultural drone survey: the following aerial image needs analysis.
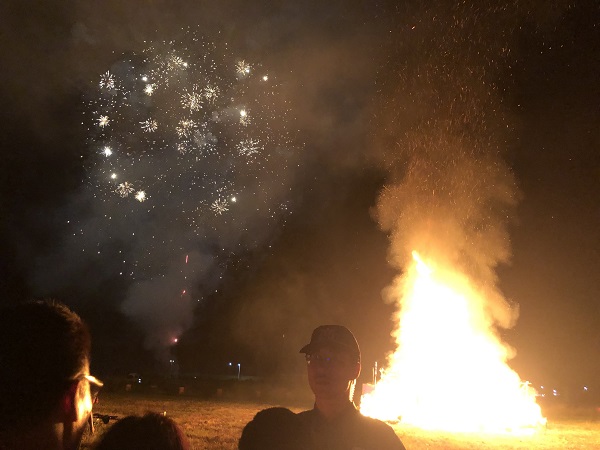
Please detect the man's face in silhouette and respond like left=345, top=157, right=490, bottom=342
left=306, top=346, right=360, bottom=401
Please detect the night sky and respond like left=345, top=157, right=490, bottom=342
left=1, top=1, right=598, bottom=392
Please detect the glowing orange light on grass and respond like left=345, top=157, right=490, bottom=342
left=361, top=251, right=546, bottom=434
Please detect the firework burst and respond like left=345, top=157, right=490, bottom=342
left=83, top=30, right=298, bottom=291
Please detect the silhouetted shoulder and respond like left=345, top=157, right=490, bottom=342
left=355, top=414, right=406, bottom=450
left=239, top=407, right=305, bottom=450
left=296, top=407, right=406, bottom=450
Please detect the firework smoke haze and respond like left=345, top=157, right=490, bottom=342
left=372, top=1, right=525, bottom=330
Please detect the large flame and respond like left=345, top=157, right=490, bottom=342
left=361, top=251, right=546, bottom=434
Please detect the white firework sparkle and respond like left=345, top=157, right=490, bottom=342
left=140, top=119, right=158, bottom=133
left=181, top=88, right=203, bottom=112
left=98, top=115, right=110, bottom=128
left=116, top=182, right=135, bottom=198
left=99, top=71, right=115, bottom=90
left=135, top=190, right=147, bottom=202
left=210, top=198, right=229, bottom=215
left=168, top=54, right=187, bottom=71
left=236, top=60, right=251, bottom=77
left=203, top=85, right=220, bottom=103
left=236, top=138, right=262, bottom=156
left=239, top=109, right=250, bottom=126
left=176, top=119, right=198, bottom=138
left=144, top=84, right=156, bottom=96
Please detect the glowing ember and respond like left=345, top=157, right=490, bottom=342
left=361, top=251, right=546, bottom=434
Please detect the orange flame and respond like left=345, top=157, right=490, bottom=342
left=361, top=251, right=546, bottom=434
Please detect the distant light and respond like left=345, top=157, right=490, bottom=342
left=141, top=76, right=148, bottom=82
left=239, top=109, right=247, bottom=117
left=103, top=146, right=113, bottom=156
left=174, top=338, right=178, bottom=343
left=110, top=173, right=117, bottom=179
left=262, top=75, right=268, bottom=81
left=584, top=386, right=588, bottom=391
left=231, top=196, right=237, bottom=202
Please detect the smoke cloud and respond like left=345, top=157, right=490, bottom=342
left=371, top=2, right=526, bottom=330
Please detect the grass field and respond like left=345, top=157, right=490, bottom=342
left=82, top=392, right=600, bottom=449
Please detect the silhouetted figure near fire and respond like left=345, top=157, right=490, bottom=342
left=0, top=300, right=103, bottom=450
left=296, top=325, right=406, bottom=450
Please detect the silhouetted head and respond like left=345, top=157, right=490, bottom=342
left=300, top=325, right=361, bottom=403
left=0, top=300, right=102, bottom=450
left=94, top=412, right=190, bottom=450
left=239, top=407, right=302, bottom=450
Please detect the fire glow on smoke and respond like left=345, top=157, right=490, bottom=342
left=361, top=252, right=546, bottom=434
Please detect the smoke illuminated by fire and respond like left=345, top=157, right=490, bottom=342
left=361, top=251, right=546, bottom=433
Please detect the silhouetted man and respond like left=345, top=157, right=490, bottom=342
left=0, top=300, right=103, bottom=450
left=297, top=325, right=406, bottom=450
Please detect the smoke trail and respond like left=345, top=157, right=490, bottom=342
left=372, top=2, right=523, bottom=329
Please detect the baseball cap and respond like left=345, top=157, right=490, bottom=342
left=299, top=325, right=360, bottom=362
